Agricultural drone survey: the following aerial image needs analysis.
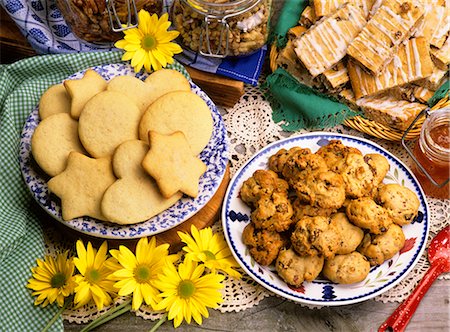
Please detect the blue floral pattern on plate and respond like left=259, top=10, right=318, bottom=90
left=222, top=133, right=429, bottom=306
left=19, top=63, right=229, bottom=239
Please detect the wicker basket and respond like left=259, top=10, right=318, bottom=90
left=269, top=44, right=449, bottom=141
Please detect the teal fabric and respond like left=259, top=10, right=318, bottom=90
left=263, top=68, right=359, bottom=131
left=270, top=0, right=308, bottom=48
left=0, top=51, right=188, bottom=331
left=429, top=80, right=450, bottom=107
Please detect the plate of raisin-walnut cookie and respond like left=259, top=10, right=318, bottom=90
left=222, top=132, right=429, bottom=306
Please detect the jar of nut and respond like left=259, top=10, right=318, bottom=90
left=56, top=0, right=163, bottom=44
left=171, top=0, right=272, bottom=57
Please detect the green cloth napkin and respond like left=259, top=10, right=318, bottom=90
left=270, top=0, right=308, bottom=48
left=263, top=67, right=359, bottom=131
left=0, top=51, right=187, bottom=331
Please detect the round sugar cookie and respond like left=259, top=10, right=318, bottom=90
left=31, top=113, right=86, bottom=177
left=78, top=91, right=141, bottom=158
left=144, top=69, right=191, bottom=102
left=38, top=84, right=71, bottom=120
left=101, top=140, right=182, bottom=224
left=139, top=91, right=213, bottom=155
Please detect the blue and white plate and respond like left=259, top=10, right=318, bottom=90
left=222, top=132, right=429, bottom=306
left=19, top=63, right=229, bottom=239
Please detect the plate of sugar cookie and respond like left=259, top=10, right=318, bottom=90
left=222, top=133, right=429, bottom=306
left=19, top=63, right=228, bottom=239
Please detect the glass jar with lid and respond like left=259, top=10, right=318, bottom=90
left=56, top=0, right=163, bottom=43
left=171, top=0, right=272, bottom=57
left=404, top=108, right=450, bottom=199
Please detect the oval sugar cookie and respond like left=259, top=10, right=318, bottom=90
left=139, top=91, right=213, bottom=155
left=78, top=91, right=141, bottom=158
left=38, top=84, right=71, bottom=120
left=101, top=140, right=182, bottom=224
left=31, top=113, right=86, bottom=177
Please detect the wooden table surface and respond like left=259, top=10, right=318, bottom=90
left=2, top=6, right=449, bottom=332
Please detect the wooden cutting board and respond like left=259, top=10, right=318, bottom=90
left=47, top=165, right=231, bottom=253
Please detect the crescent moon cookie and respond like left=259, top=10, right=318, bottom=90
left=142, top=131, right=207, bottom=198
left=31, top=113, right=86, bottom=177
left=47, top=152, right=116, bottom=221
left=101, top=140, right=182, bottom=225
left=139, top=90, right=213, bottom=155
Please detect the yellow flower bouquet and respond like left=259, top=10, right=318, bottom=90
left=27, top=226, right=241, bottom=331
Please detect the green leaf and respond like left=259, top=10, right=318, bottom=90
left=394, top=168, right=399, bottom=179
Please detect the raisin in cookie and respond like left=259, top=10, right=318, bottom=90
left=364, top=153, right=390, bottom=187
left=240, top=169, right=289, bottom=208
left=276, top=248, right=324, bottom=287
left=375, top=183, right=420, bottom=226
left=330, top=212, right=364, bottom=255
left=316, top=140, right=362, bottom=173
left=340, top=153, right=374, bottom=198
left=346, top=197, right=393, bottom=234
left=358, top=223, right=406, bottom=266
left=293, top=171, right=346, bottom=210
left=290, top=216, right=340, bottom=258
left=268, top=147, right=311, bottom=175
left=282, top=152, right=328, bottom=185
left=251, top=192, right=294, bottom=232
left=323, top=252, right=370, bottom=284
left=291, top=197, right=336, bottom=222
left=242, top=222, right=287, bottom=266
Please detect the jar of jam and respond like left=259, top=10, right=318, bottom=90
left=171, top=0, right=272, bottom=57
left=411, top=108, right=450, bottom=199
left=56, top=0, right=163, bottom=43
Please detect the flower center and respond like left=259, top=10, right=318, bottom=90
left=135, top=265, right=151, bottom=283
left=203, top=250, right=216, bottom=261
left=87, top=269, right=101, bottom=283
left=50, top=272, right=66, bottom=288
left=141, top=35, right=157, bottom=51
left=178, top=280, right=196, bottom=299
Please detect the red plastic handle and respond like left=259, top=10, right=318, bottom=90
left=379, top=259, right=449, bottom=332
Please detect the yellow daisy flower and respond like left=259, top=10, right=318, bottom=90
left=178, top=225, right=242, bottom=278
left=73, top=240, right=117, bottom=310
left=154, top=259, right=225, bottom=328
left=27, top=251, right=76, bottom=307
left=109, top=237, right=178, bottom=311
left=115, top=10, right=183, bottom=72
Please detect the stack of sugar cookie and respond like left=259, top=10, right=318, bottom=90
left=31, top=68, right=213, bottom=225
left=277, top=0, right=449, bottom=130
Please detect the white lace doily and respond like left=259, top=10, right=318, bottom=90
left=41, top=82, right=448, bottom=323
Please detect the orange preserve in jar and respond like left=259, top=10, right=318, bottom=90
left=412, top=108, right=450, bottom=199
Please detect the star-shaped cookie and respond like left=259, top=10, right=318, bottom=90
left=142, top=131, right=207, bottom=198
left=64, top=69, right=107, bottom=119
left=48, top=152, right=116, bottom=221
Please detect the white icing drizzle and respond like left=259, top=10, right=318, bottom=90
left=404, top=40, right=413, bottom=79
left=347, top=1, right=423, bottom=73
left=295, top=4, right=366, bottom=76
left=356, top=95, right=426, bottom=119
left=236, top=9, right=265, bottom=32
left=410, top=38, right=422, bottom=77
left=350, top=38, right=431, bottom=98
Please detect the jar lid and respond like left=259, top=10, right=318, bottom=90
left=184, top=0, right=260, bottom=18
